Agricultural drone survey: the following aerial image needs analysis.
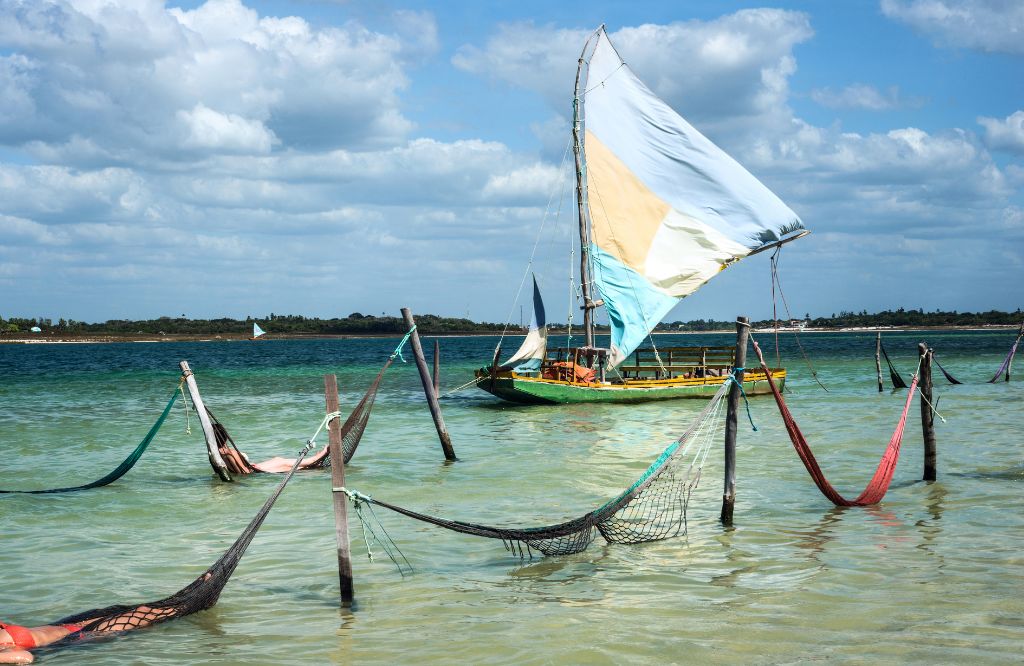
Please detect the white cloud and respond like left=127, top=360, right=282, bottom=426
left=811, top=84, right=924, bottom=111
left=0, top=0, right=430, bottom=162
left=453, top=10, right=813, bottom=139
left=978, top=110, right=1024, bottom=154
left=881, top=0, right=1024, bottom=54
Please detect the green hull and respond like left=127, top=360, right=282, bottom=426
left=478, top=371, right=783, bottom=405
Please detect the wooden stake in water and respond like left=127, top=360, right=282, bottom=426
left=400, top=307, right=457, bottom=461
left=325, top=374, right=354, bottom=606
left=1007, top=322, right=1024, bottom=382
left=875, top=332, right=884, bottom=392
left=721, top=316, right=749, bottom=526
left=919, top=343, right=937, bottom=481
left=179, top=360, right=232, bottom=482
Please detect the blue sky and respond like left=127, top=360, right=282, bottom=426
left=1, top=0, right=1021, bottom=325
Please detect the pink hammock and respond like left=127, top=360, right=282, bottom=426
left=752, top=341, right=919, bottom=506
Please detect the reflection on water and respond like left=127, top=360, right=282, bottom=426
left=1, top=332, right=1023, bottom=664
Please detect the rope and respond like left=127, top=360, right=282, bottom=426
left=769, top=248, right=828, bottom=392
left=334, top=486, right=411, bottom=576
left=440, top=375, right=484, bottom=398
left=178, top=378, right=192, bottom=435
left=390, top=325, right=417, bottom=362
left=726, top=368, right=758, bottom=431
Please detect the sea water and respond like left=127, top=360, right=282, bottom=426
left=1, top=330, right=1021, bottom=664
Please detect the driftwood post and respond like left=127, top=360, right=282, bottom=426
left=875, top=332, right=884, bottom=392
left=433, top=339, right=441, bottom=395
left=918, top=343, right=937, bottom=481
left=179, top=360, right=232, bottom=482
left=1007, top=322, right=1024, bottom=382
left=721, top=316, right=749, bottom=526
left=325, top=374, right=354, bottom=606
left=400, top=307, right=457, bottom=461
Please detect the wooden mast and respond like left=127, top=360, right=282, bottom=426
left=573, top=27, right=600, bottom=350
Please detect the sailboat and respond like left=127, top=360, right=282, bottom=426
left=250, top=322, right=266, bottom=340
left=476, top=26, right=808, bottom=405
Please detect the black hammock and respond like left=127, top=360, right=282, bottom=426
left=47, top=441, right=314, bottom=647
left=208, top=354, right=394, bottom=477
left=0, top=389, right=179, bottom=494
left=881, top=342, right=961, bottom=387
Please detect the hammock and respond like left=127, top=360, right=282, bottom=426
left=988, top=326, right=1022, bottom=383
left=338, top=380, right=730, bottom=557
left=0, top=389, right=179, bottom=495
left=205, top=355, right=396, bottom=476
left=48, top=441, right=314, bottom=645
left=879, top=341, right=908, bottom=389
left=933, top=355, right=962, bottom=385
left=753, top=341, right=918, bottom=506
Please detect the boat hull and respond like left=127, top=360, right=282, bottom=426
left=477, top=370, right=784, bottom=405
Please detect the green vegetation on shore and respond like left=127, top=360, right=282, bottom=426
left=2, top=307, right=1021, bottom=338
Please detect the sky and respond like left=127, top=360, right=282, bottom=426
left=1, top=0, right=1022, bottom=325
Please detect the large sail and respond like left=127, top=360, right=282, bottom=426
left=581, top=28, right=804, bottom=366
left=500, top=275, right=547, bottom=372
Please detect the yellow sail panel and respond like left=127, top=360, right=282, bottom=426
left=585, top=129, right=669, bottom=275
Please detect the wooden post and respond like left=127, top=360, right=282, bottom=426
left=721, top=316, right=749, bottom=526
left=325, top=374, right=354, bottom=606
left=433, top=339, right=441, bottom=395
left=1007, top=322, right=1024, bottom=382
left=400, top=307, right=457, bottom=461
left=875, top=332, right=884, bottom=392
left=919, top=343, right=937, bottom=481
left=179, top=360, right=232, bottom=482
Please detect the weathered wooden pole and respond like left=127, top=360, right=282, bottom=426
left=400, top=307, right=457, bottom=461
left=918, top=343, right=937, bottom=481
left=179, top=360, right=232, bottom=482
left=875, top=332, right=884, bottom=392
left=325, top=374, right=354, bottom=607
left=721, top=316, right=749, bottom=526
left=433, top=339, right=441, bottom=395
left=1007, top=322, right=1024, bottom=382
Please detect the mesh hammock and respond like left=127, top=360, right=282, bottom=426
left=339, top=380, right=730, bottom=557
left=0, top=389, right=179, bottom=494
left=207, top=356, right=395, bottom=476
left=879, top=341, right=908, bottom=389
left=988, top=326, right=1022, bottom=383
left=753, top=341, right=919, bottom=507
left=47, top=441, right=314, bottom=645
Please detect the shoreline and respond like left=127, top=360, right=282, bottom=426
left=1, top=324, right=1019, bottom=345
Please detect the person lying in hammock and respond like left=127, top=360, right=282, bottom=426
left=0, top=574, right=211, bottom=664
left=212, top=421, right=330, bottom=474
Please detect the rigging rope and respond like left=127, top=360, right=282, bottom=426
left=0, top=388, right=180, bottom=494
left=335, top=379, right=733, bottom=558
left=769, top=246, right=828, bottom=392
left=752, top=341, right=919, bottom=506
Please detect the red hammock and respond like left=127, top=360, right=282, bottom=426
left=752, top=341, right=919, bottom=507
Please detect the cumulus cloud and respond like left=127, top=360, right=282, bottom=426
left=0, top=0, right=431, bottom=162
left=453, top=11, right=813, bottom=140
left=978, top=110, right=1024, bottom=154
left=881, top=0, right=1024, bottom=54
left=811, top=84, right=924, bottom=111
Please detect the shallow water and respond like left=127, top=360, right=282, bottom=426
left=1, top=330, right=1022, bottom=664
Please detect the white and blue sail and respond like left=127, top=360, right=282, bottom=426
left=500, top=275, right=547, bottom=372
left=581, top=28, right=805, bottom=367
left=252, top=322, right=265, bottom=338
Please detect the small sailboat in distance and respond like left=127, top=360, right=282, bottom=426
left=250, top=322, right=266, bottom=340
left=476, top=25, right=808, bottom=404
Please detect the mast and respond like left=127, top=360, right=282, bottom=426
left=573, top=27, right=601, bottom=349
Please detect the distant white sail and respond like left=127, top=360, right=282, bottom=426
left=253, top=323, right=265, bottom=338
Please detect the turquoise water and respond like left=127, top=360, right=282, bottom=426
left=1, top=330, right=1022, bottom=664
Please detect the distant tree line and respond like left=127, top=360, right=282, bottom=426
left=1, top=307, right=1021, bottom=337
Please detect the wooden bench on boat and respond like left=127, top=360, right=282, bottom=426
left=618, top=346, right=736, bottom=380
